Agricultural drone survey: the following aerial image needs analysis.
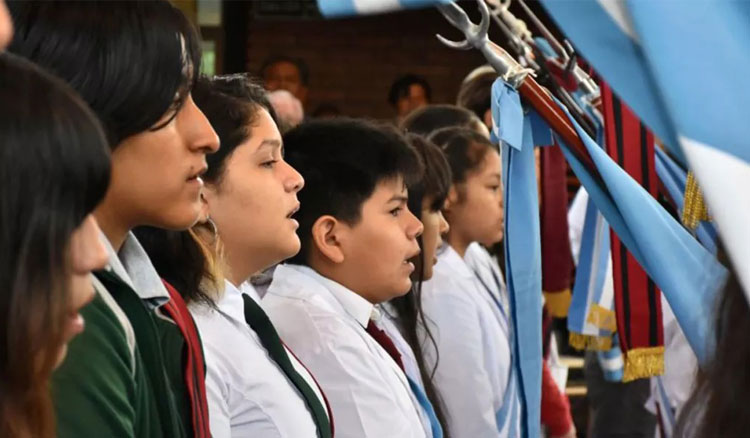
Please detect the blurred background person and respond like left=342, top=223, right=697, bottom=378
left=389, top=73, right=432, bottom=123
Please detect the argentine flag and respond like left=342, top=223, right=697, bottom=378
left=539, top=0, right=750, bottom=306
left=317, top=0, right=453, bottom=17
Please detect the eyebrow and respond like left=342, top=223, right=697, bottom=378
left=387, top=194, right=409, bottom=204
left=255, top=139, right=282, bottom=153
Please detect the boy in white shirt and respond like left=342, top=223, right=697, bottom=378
left=263, top=119, right=427, bottom=438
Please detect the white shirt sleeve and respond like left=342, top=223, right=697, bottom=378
left=422, top=281, right=501, bottom=438
left=203, top=348, right=233, bottom=438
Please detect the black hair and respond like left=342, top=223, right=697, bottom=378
left=675, top=260, right=748, bottom=438
left=283, top=118, right=422, bottom=266
left=9, top=0, right=202, bottom=147
left=138, top=74, right=276, bottom=306
left=429, top=126, right=498, bottom=185
left=400, top=104, right=485, bottom=137
left=388, top=73, right=432, bottom=107
left=456, top=70, right=496, bottom=122
left=260, top=54, right=310, bottom=86
left=194, top=74, right=277, bottom=186
left=0, top=52, right=110, bottom=438
left=390, top=135, right=452, bottom=435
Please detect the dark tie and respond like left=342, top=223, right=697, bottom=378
left=365, top=320, right=405, bottom=371
left=242, top=294, right=333, bottom=438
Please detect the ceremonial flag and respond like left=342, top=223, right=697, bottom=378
left=540, top=0, right=750, bottom=310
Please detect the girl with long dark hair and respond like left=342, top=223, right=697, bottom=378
left=0, top=53, right=110, bottom=438
left=380, top=134, right=452, bottom=438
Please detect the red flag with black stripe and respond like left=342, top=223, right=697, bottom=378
left=601, top=82, right=665, bottom=382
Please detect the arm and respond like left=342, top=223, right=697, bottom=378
left=51, top=293, right=138, bottom=437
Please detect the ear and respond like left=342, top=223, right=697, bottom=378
left=310, top=215, right=345, bottom=264
left=443, top=185, right=460, bottom=212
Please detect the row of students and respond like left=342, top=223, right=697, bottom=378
left=0, top=2, right=522, bottom=438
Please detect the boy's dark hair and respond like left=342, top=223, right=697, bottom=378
left=9, top=0, right=201, bottom=147
left=388, top=74, right=432, bottom=107
left=193, top=74, right=277, bottom=185
left=456, top=70, right=496, bottom=121
left=283, top=118, right=423, bottom=266
left=400, top=104, right=485, bottom=137
left=260, top=55, right=310, bottom=86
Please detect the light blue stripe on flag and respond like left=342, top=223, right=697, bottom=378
left=496, top=78, right=542, bottom=438
left=552, top=103, right=727, bottom=365
left=317, top=0, right=453, bottom=18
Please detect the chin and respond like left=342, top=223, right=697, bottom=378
left=54, top=344, right=69, bottom=369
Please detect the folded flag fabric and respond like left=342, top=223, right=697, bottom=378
left=317, top=0, right=453, bottom=17
left=539, top=0, right=750, bottom=310
left=552, top=101, right=727, bottom=366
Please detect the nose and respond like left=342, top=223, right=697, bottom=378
left=438, top=211, right=450, bottom=235
left=406, top=209, right=424, bottom=239
left=72, top=215, right=109, bottom=274
left=282, top=160, right=305, bottom=193
left=183, top=95, right=220, bottom=154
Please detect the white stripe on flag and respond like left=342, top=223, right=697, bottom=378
left=353, top=0, right=403, bottom=14
left=596, top=0, right=639, bottom=41
left=600, top=353, right=624, bottom=372
left=681, top=136, right=750, bottom=302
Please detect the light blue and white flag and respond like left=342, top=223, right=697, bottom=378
left=553, top=102, right=727, bottom=365
left=494, top=79, right=541, bottom=438
left=317, top=0, right=453, bottom=17
left=540, top=0, right=750, bottom=308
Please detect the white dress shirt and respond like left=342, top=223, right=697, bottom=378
left=263, top=263, right=425, bottom=438
left=379, top=302, right=435, bottom=438
left=190, top=279, right=325, bottom=438
left=421, top=245, right=519, bottom=438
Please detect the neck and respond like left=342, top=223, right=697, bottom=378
left=309, top=254, right=378, bottom=304
left=94, top=201, right=132, bottom=251
left=446, top=230, right=472, bottom=259
left=222, top=245, right=264, bottom=288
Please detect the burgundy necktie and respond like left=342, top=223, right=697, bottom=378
left=366, top=320, right=404, bottom=371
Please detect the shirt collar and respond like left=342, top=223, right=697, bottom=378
left=213, top=279, right=247, bottom=324
left=279, top=264, right=376, bottom=328
left=101, top=231, right=170, bottom=302
left=438, top=244, right=475, bottom=279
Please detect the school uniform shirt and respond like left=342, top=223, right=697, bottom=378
left=421, top=245, right=520, bottom=438
left=378, top=302, right=438, bottom=438
left=263, top=263, right=425, bottom=438
left=52, top=232, right=186, bottom=438
left=190, top=279, right=326, bottom=438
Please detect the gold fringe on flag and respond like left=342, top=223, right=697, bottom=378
left=569, top=332, right=613, bottom=351
left=543, top=289, right=572, bottom=318
left=682, top=172, right=711, bottom=229
left=586, top=304, right=617, bottom=332
left=622, top=346, right=664, bottom=382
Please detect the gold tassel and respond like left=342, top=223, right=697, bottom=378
left=622, top=346, right=664, bottom=382
left=682, top=172, right=711, bottom=229
left=568, top=332, right=613, bottom=351
left=586, top=304, right=617, bottom=333
left=543, top=289, right=572, bottom=318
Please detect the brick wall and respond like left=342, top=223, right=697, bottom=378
left=245, top=8, right=487, bottom=120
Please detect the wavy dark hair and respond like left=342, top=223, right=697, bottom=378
left=389, top=134, right=452, bottom=435
left=400, top=104, right=486, bottom=137
left=137, top=74, right=276, bottom=304
left=674, top=261, right=747, bottom=438
left=0, top=53, right=111, bottom=438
